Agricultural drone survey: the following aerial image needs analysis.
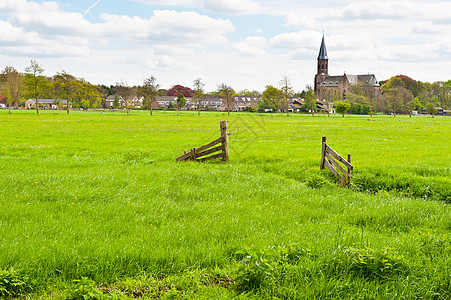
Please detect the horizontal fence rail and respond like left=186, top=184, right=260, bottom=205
left=320, top=136, right=353, bottom=185
left=176, top=121, right=229, bottom=162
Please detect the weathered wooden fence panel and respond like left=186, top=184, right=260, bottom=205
left=176, top=121, right=229, bottom=162
left=320, top=136, right=353, bottom=185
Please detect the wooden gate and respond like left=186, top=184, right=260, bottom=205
left=176, top=121, right=229, bottom=162
left=320, top=136, right=353, bottom=185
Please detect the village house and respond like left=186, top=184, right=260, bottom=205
left=25, top=99, right=71, bottom=109
left=104, top=95, right=125, bottom=108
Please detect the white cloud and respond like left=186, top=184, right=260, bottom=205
left=284, top=14, right=316, bottom=29
left=270, top=30, right=321, bottom=49
left=333, top=0, right=451, bottom=22
left=244, top=36, right=267, bottom=48
left=204, top=0, right=262, bottom=15
left=99, top=10, right=234, bottom=46
left=229, top=42, right=267, bottom=56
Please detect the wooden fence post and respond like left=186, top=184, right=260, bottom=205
left=347, top=154, right=351, bottom=184
left=320, top=136, right=326, bottom=169
left=220, top=121, right=229, bottom=162
left=191, top=148, right=197, bottom=161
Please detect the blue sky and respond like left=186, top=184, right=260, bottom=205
left=1, top=0, right=450, bottom=92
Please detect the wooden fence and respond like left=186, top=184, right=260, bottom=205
left=176, top=121, right=229, bottom=162
left=320, top=136, right=353, bottom=185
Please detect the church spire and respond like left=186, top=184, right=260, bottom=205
left=318, top=35, right=328, bottom=59
left=315, top=35, right=329, bottom=98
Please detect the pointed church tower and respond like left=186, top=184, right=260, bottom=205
left=314, top=35, right=329, bottom=98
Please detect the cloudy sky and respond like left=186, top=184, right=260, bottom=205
left=1, top=0, right=450, bottom=92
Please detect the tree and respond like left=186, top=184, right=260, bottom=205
left=218, top=83, right=235, bottom=116
left=279, top=75, right=294, bottom=117
left=113, top=94, right=120, bottom=109
left=319, top=87, right=334, bottom=117
left=54, top=71, right=76, bottom=114
left=116, top=81, right=132, bottom=115
left=167, top=85, right=194, bottom=97
left=304, top=85, right=316, bottom=116
left=425, top=102, right=437, bottom=117
left=335, top=101, right=351, bottom=118
left=140, top=76, right=160, bottom=115
left=382, top=77, right=414, bottom=117
left=1, top=66, right=23, bottom=114
left=261, top=85, right=283, bottom=112
left=347, top=85, right=371, bottom=115
left=193, top=78, right=205, bottom=116
left=250, top=90, right=261, bottom=113
left=176, top=93, right=186, bottom=115
left=24, top=60, right=45, bottom=114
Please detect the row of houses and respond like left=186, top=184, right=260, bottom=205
left=104, top=95, right=323, bottom=112
left=23, top=95, right=330, bottom=113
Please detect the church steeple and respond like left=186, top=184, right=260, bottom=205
left=315, top=35, right=329, bottom=98
left=318, top=35, right=328, bottom=60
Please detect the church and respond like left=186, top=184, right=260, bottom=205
left=314, top=36, right=381, bottom=101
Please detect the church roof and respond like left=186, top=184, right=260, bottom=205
left=319, top=76, right=342, bottom=87
left=318, top=35, right=328, bottom=60
left=357, top=74, right=380, bottom=87
left=319, top=74, right=380, bottom=87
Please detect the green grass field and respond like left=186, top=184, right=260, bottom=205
left=0, top=110, right=450, bottom=299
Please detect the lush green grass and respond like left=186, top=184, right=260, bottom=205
left=0, top=110, right=450, bottom=299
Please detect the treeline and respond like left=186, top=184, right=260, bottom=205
left=321, top=75, right=450, bottom=116
left=0, top=64, right=108, bottom=110
left=1, top=60, right=449, bottom=116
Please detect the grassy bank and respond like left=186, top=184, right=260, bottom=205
left=0, top=110, right=450, bottom=298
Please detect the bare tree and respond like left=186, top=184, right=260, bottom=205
left=193, top=78, right=205, bottom=116
left=24, top=60, right=45, bottom=114
left=1, top=66, right=23, bottom=114
left=304, top=84, right=316, bottom=117
left=279, top=75, right=294, bottom=117
left=141, top=76, right=160, bottom=115
left=218, top=83, right=235, bottom=116
left=116, top=81, right=132, bottom=115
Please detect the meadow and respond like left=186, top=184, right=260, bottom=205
left=0, top=109, right=450, bottom=299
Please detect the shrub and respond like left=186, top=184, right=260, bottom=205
left=64, top=277, right=103, bottom=300
left=235, top=248, right=275, bottom=291
left=345, top=247, right=408, bottom=280
left=0, top=268, right=34, bottom=298
left=305, top=173, right=328, bottom=189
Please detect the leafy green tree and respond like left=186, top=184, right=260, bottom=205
left=425, top=102, right=437, bottom=117
left=335, top=101, right=351, bottom=118
left=261, top=85, right=283, bottom=112
left=347, top=85, right=371, bottom=115
left=304, top=85, right=316, bottom=116
left=54, top=71, right=76, bottom=114
left=218, top=83, right=235, bottom=116
left=414, top=97, right=422, bottom=111
left=382, top=77, right=414, bottom=116
left=24, top=60, right=45, bottom=114
left=176, top=93, right=186, bottom=115
left=193, top=78, right=205, bottom=116
left=279, top=75, right=294, bottom=116
left=113, top=94, right=120, bottom=109
left=140, top=76, right=160, bottom=115
left=1, top=66, right=23, bottom=114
